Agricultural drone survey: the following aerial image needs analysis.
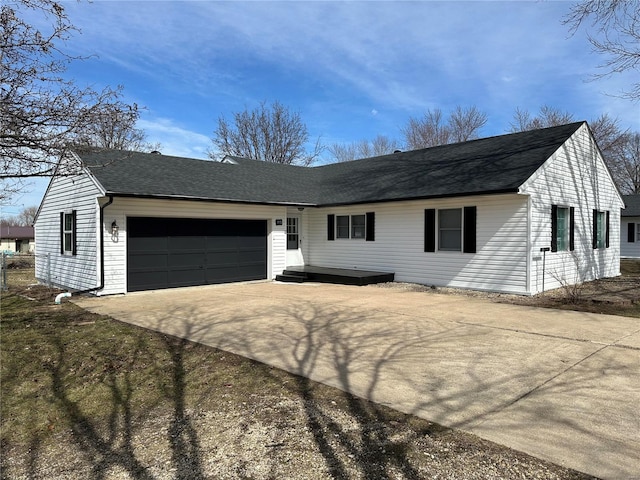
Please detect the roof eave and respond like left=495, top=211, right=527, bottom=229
left=316, top=188, right=521, bottom=208
left=104, top=192, right=317, bottom=207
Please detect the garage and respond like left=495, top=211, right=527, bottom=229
left=127, top=217, right=267, bottom=292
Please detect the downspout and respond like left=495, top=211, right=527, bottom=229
left=55, top=195, right=114, bottom=303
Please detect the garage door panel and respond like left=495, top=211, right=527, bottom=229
left=169, top=239, right=206, bottom=251
left=168, top=268, right=206, bottom=286
left=130, top=253, right=168, bottom=269
left=168, top=252, right=206, bottom=267
left=129, top=237, right=167, bottom=252
left=206, top=251, right=238, bottom=265
left=239, top=249, right=267, bottom=263
left=127, top=217, right=267, bottom=292
left=129, top=271, right=169, bottom=291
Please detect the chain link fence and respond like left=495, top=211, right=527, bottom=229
left=0, top=253, right=50, bottom=291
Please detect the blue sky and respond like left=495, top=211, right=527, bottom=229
left=4, top=0, right=639, bottom=217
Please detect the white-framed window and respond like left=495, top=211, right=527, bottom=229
left=60, top=210, right=76, bottom=255
left=351, top=214, right=366, bottom=239
left=438, top=208, right=462, bottom=251
left=595, top=211, right=606, bottom=249
left=336, top=215, right=350, bottom=239
left=424, top=207, right=476, bottom=253
left=286, top=217, right=299, bottom=250
left=593, top=209, right=609, bottom=249
left=328, top=213, right=375, bottom=241
left=336, top=214, right=366, bottom=239
left=555, top=206, right=570, bottom=251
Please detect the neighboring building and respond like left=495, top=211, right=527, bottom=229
left=621, top=195, right=640, bottom=258
left=1, top=226, right=35, bottom=254
left=34, top=121, right=623, bottom=295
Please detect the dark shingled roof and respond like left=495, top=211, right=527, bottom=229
left=80, top=122, right=585, bottom=206
left=1, top=226, right=34, bottom=239
left=622, top=195, right=640, bottom=216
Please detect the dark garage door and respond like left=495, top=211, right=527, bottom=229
left=127, top=217, right=267, bottom=292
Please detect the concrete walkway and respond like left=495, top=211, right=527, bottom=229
left=73, top=282, right=640, bottom=480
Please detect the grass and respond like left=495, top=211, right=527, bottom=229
left=1, top=287, right=594, bottom=479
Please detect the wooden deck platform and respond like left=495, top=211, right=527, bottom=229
left=275, top=265, right=395, bottom=286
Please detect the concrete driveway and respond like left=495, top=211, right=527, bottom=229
left=73, top=281, right=640, bottom=480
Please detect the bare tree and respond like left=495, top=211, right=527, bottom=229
left=0, top=0, right=142, bottom=199
left=564, top=0, right=640, bottom=99
left=17, top=205, right=38, bottom=226
left=209, top=101, right=323, bottom=166
left=72, top=95, right=159, bottom=152
left=509, top=106, right=575, bottom=132
left=449, top=106, right=489, bottom=143
left=509, top=106, right=638, bottom=192
left=402, top=106, right=487, bottom=150
left=402, top=109, right=449, bottom=150
left=0, top=205, right=38, bottom=227
left=329, top=135, right=401, bottom=162
left=615, top=132, right=640, bottom=194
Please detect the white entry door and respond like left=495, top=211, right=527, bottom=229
left=285, top=216, right=304, bottom=266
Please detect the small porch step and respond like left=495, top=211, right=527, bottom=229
left=276, top=266, right=394, bottom=286
left=275, top=271, right=308, bottom=283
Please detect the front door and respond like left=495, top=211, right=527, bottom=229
left=285, top=215, right=304, bottom=266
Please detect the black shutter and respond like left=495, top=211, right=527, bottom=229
left=327, top=214, right=335, bottom=241
left=551, top=205, right=558, bottom=252
left=605, top=210, right=610, bottom=248
left=569, top=207, right=575, bottom=251
left=71, top=210, right=77, bottom=256
left=463, top=206, right=476, bottom=253
left=424, top=209, right=435, bottom=252
left=365, top=212, right=375, bottom=242
left=60, top=212, right=64, bottom=255
left=593, top=209, right=598, bottom=249
left=629, top=223, right=636, bottom=243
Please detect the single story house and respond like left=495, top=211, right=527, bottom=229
left=621, top=194, right=640, bottom=258
left=1, top=225, right=35, bottom=254
left=34, top=121, right=623, bottom=296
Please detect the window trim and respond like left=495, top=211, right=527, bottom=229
left=351, top=214, right=366, bottom=239
left=336, top=215, right=350, bottom=239
left=424, top=206, right=476, bottom=253
left=60, top=210, right=77, bottom=256
left=286, top=217, right=299, bottom=250
left=332, top=213, right=374, bottom=240
left=593, top=209, right=610, bottom=249
left=438, top=208, right=463, bottom=252
left=551, top=205, right=574, bottom=252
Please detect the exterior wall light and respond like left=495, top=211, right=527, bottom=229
left=111, top=220, right=119, bottom=235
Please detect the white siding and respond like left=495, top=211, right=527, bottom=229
left=521, top=124, right=623, bottom=293
left=306, top=194, right=531, bottom=294
left=621, top=216, right=640, bottom=258
left=35, top=172, right=102, bottom=290
left=100, top=197, right=287, bottom=295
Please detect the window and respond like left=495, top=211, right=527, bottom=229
left=60, top=210, right=76, bottom=255
left=424, top=207, right=476, bottom=253
left=336, top=215, right=350, bottom=238
left=329, top=213, right=375, bottom=241
left=593, top=210, right=609, bottom=249
left=351, top=215, right=365, bottom=239
left=556, top=207, right=570, bottom=251
left=551, top=205, right=574, bottom=252
left=286, top=217, right=299, bottom=250
left=438, top=209, right=462, bottom=251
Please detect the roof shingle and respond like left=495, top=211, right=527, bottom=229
left=80, top=122, right=585, bottom=206
left=622, top=195, right=640, bottom=216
